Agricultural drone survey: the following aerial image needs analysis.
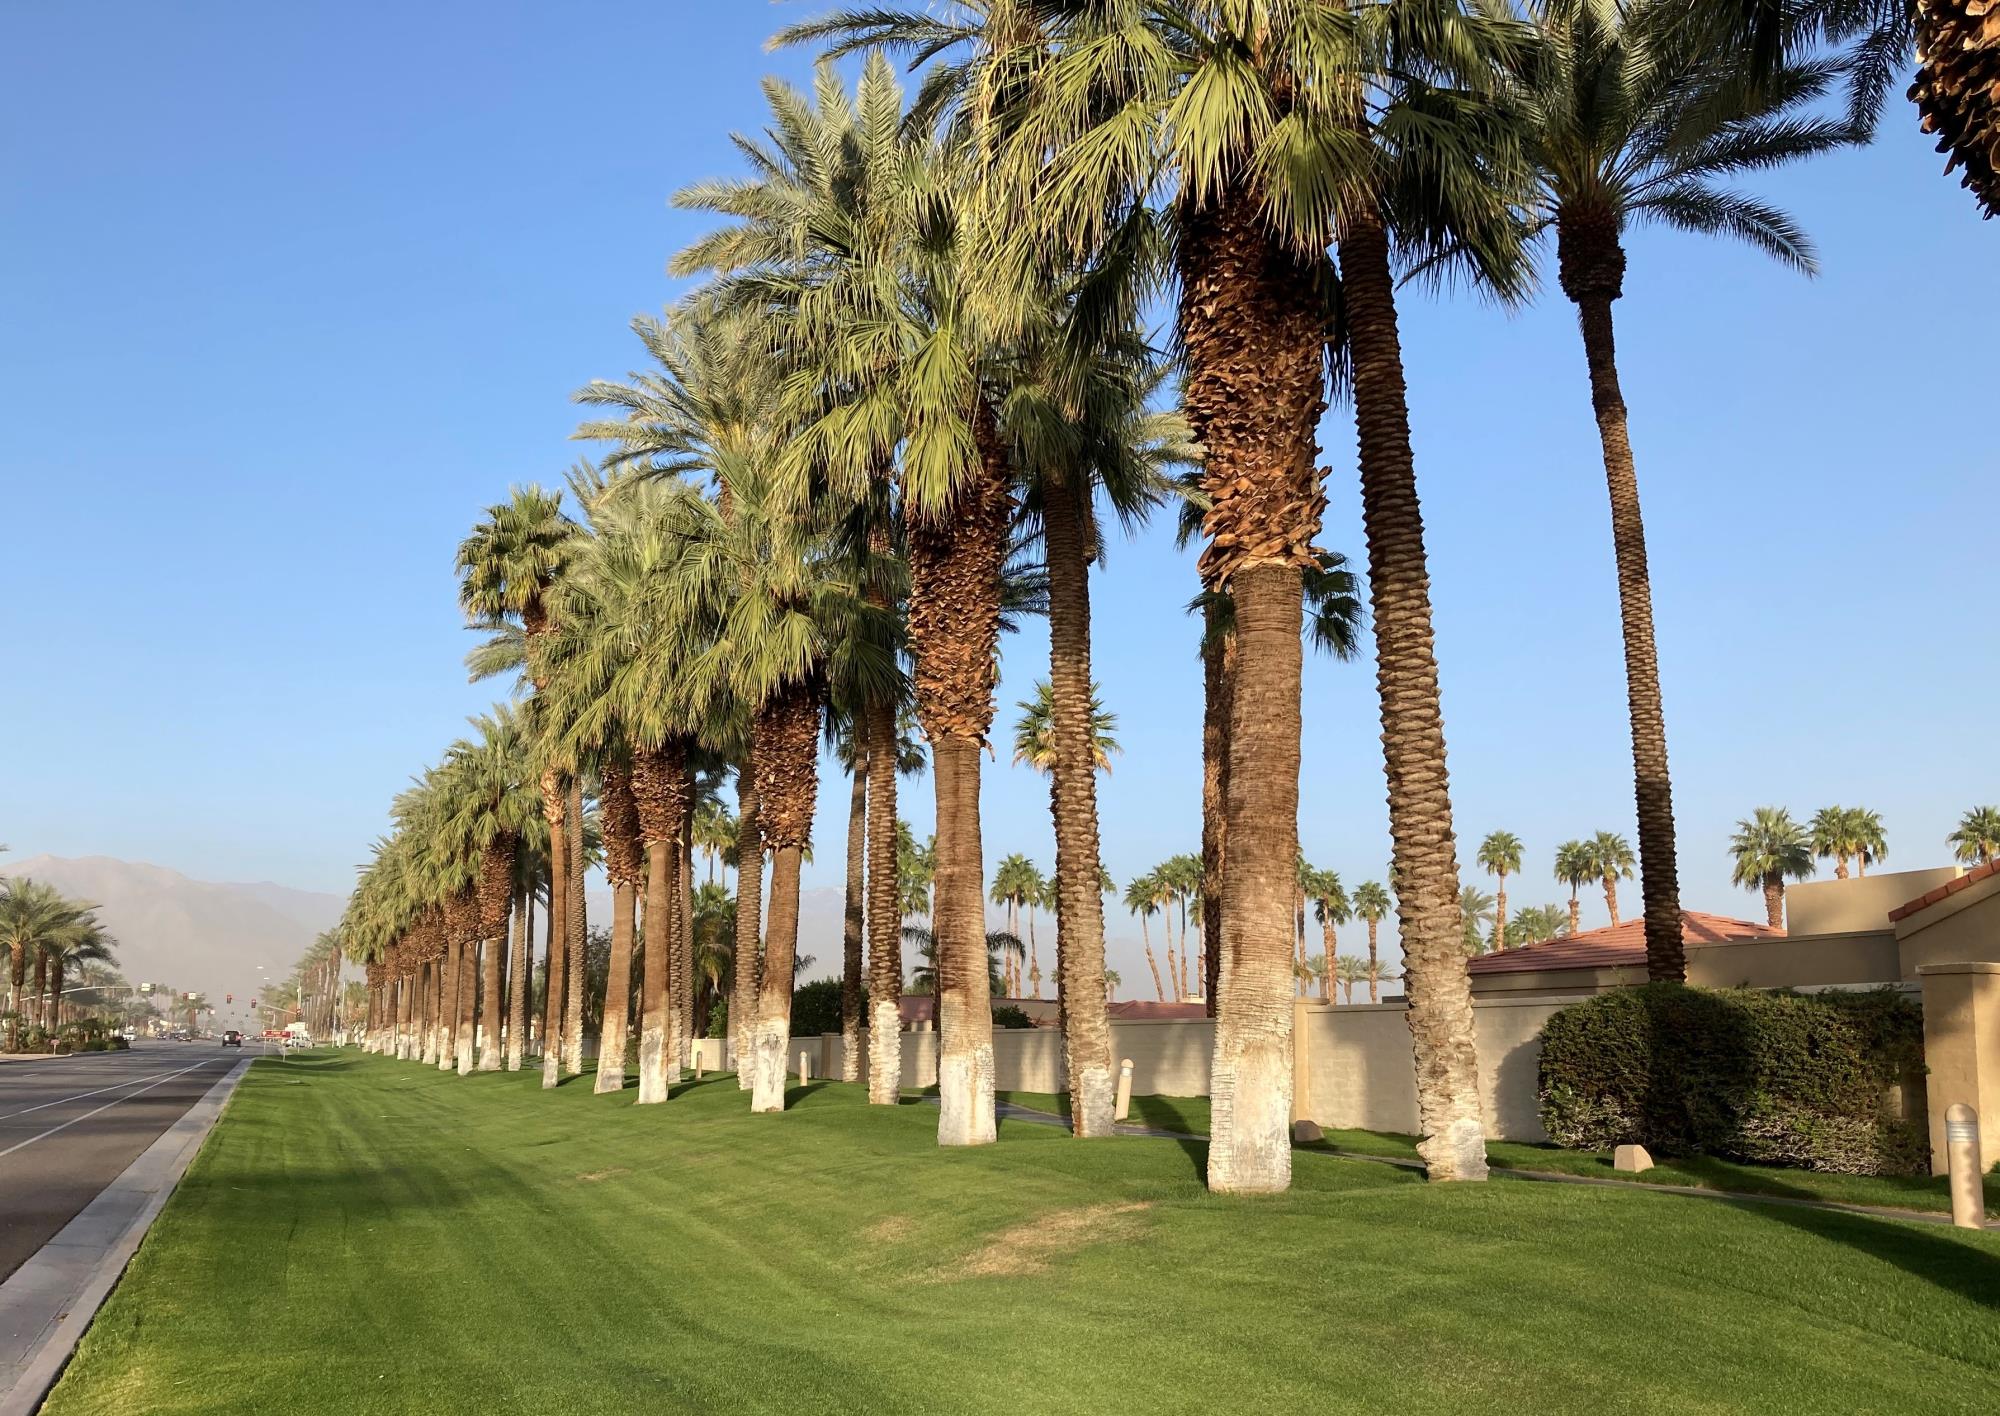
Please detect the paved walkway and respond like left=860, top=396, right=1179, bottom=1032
left=0, top=1056, right=252, bottom=1416
left=977, top=1097, right=1995, bottom=1230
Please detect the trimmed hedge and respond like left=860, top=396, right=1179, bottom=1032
left=1538, top=984, right=1928, bottom=1176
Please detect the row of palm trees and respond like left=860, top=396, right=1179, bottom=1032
left=0, top=876, right=117, bottom=1052
left=1730, top=804, right=1995, bottom=928
left=337, top=0, right=1976, bottom=1192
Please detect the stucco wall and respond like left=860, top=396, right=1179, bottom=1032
left=1897, top=872, right=2000, bottom=977
left=1688, top=932, right=1902, bottom=989
left=1786, top=868, right=1961, bottom=936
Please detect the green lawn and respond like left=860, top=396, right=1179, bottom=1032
left=48, top=1053, right=2000, bottom=1415
left=997, top=1090, right=2000, bottom=1216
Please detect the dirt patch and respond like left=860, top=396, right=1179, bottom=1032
left=934, top=1202, right=1153, bottom=1282
left=575, top=1167, right=630, bottom=1183
left=864, top=1215, right=915, bottom=1244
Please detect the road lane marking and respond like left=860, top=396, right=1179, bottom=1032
left=0, top=1061, right=232, bottom=1162
left=0, top=1062, right=225, bottom=1122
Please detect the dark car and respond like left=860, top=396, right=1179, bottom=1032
left=221, top=1030, right=243, bottom=1047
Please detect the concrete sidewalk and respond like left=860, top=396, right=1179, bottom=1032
left=0, top=1057, right=252, bottom=1416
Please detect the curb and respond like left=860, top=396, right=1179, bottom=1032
left=0, top=1057, right=253, bottom=1416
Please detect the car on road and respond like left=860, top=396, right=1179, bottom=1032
left=221, top=1030, right=243, bottom=1047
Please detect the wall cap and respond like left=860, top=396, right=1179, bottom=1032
left=1916, top=962, right=2000, bottom=976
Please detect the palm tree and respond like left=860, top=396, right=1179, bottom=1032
left=1310, top=871, right=1350, bottom=989
left=1729, top=807, right=1816, bottom=928
left=1011, top=681, right=1120, bottom=775
left=1810, top=805, right=1889, bottom=881
left=1907, top=1, right=2000, bottom=216
left=692, top=798, right=737, bottom=887
left=1585, top=832, right=1637, bottom=929
left=1553, top=840, right=1593, bottom=936
left=1, top=881, right=97, bottom=1049
left=458, top=484, right=576, bottom=1087
left=1950, top=806, right=2000, bottom=867
left=1333, top=955, right=1368, bottom=1006
left=1459, top=887, right=1498, bottom=957
left=42, top=921, right=115, bottom=1031
left=1123, top=874, right=1166, bottom=1003
left=1351, top=881, right=1390, bottom=1003
left=989, top=855, right=1037, bottom=994
left=1504, top=903, right=1571, bottom=948
left=1509, top=0, right=1851, bottom=984
left=1851, top=809, right=1888, bottom=877
left=1300, top=952, right=1330, bottom=1002
left=444, top=704, right=536, bottom=1076
left=903, top=926, right=1021, bottom=999
left=1477, top=833, right=1524, bottom=951
left=1022, top=866, right=1051, bottom=1000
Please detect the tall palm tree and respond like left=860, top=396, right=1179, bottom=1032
left=1504, top=903, right=1571, bottom=947
left=1585, top=831, right=1636, bottom=928
left=1949, top=806, right=2000, bottom=866
left=1508, top=0, right=1851, bottom=983
left=1, top=880, right=95, bottom=1050
left=1729, top=807, right=1816, bottom=928
left=444, top=704, right=536, bottom=1075
left=1553, top=839, right=1593, bottom=936
left=1334, top=955, right=1368, bottom=1005
left=1909, top=0, right=2000, bottom=216
left=42, top=920, right=115, bottom=1031
left=1459, top=887, right=1499, bottom=956
left=1123, top=873, right=1166, bottom=1002
left=989, top=854, right=1037, bottom=994
left=1476, top=832, right=1523, bottom=950
left=1351, top=881, right=1390, bottom=1003
left=1810, top=804, right=1888, bottom=881
left=457, top=484, right=576, bottom=1087
left=1310, top=871, right=1350, bottom=987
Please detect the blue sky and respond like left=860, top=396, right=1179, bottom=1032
left=3, top=3, right=1994, bottom=987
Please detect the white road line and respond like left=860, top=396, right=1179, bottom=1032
left=0, top=1061, right=231, bottom=1162
left=0, top=1063, right=217, bottom=1122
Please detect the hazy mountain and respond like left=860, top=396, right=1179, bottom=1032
left=0, top=855, right=342, bottom=1015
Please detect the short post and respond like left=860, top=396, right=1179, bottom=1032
left=798, top=1050, right=811, bottom=1086
left=694, top=1047, right=705, bottom=1080
left=1948, top=1102, right=1986, bottom=1230
left=1114, top=1058, right=1133, bottom=1122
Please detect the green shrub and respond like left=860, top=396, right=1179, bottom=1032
left=1538, top=984, right=1928, bottom=1176
left=992, top=1005, right=1035, bottom=1029
left=790, top=978, right=845, bottom=1037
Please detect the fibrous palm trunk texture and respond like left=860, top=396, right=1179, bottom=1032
left=1180, top=178, right=1325, bottom=1194
left=1339, top=203, right=1487, bottom=1183
left=1913, top=0, right=2000, bottom=217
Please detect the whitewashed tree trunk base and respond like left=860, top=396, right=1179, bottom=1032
left=636, top=1023, right=669, bottom=1104
left=749, top=1021, right=788, bottom=1114
left=540, top=1049, right=561, bottom=1090
left=1207, top=1037, right=1293, bottom=1194
left=866, top=1000, right=901, bottom=1106
left=1417, top=1116, right=1490, bottom=1182
left=842, top=1018, right=861, bottom=1085
left=1071, top=1064, right=1117, bottom=1139
left=937, top=1046, right=996, bottom=1147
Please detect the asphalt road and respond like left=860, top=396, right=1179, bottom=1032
left=0, top=1042, right=247, bottom=1282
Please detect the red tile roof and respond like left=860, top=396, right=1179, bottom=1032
left=1888, top=860, right=1994, bottom=923
left=1465, top=910, right=1782, bottom=975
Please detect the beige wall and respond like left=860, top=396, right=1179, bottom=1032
left=1688, top=932, right=1902, bottom=990
left=1917, top=963, right=2000, bottom=1175
left=1896, top=871, right=2000, bottom=977
left=1786, top=868, right=1960, bottom=936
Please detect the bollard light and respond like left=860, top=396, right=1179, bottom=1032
left=1114, top=1057, right=1134, bottom=1122
left=1947, top=1103, right=1986, bottom=1231
left=799, top=1050, right=812, bottom=1086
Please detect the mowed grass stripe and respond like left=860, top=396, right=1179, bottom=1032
left=43, top=1051, right=2000, bottom=1416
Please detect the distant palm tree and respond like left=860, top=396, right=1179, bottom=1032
left=1553, top=840, right=1594, bottom=937
left=1810, top=805, right=1888, bottom=881
left=1730, top=808, right=1816, bottom=929
left=1011, top=680, right=1120, bottom=775
left=1476, top=832, right=1523, bottom=950
left=1300, top=952, right=1329, bottom=1002
left=1585, top=832, right=1636, bottom=929
left=988, top=854, right=1038, bottom=995
left=1351, top=881, right=1390, bottom=1003
left=1309, top=870, right=1349, bottom=989
left=1459, top=887, right=1498, bottom=956
left=1504, top=904, right=1570, bottom=948
left=1333, top=955, right=1368, bottom=1006
left=1949, top=807, right=2000, bottom=867
left=1122, top=873, right=1166, bottom=1002
left=903, top=926, right=1022, bottom=999
left=896, top=821, right=936, bottom=923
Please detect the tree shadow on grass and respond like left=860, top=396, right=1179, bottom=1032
left=1714, top=1194, right=2000, bottom=1310
left=670, top=1072, right=735, bottom=1099
left=784, top=1080, right=833, bottom=1107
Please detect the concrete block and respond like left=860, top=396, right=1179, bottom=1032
left=1613, top=1143, right=1654, bottom=1173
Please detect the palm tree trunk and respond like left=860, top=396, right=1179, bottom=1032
left=1567, top=890, right=1580, bottom=939
left=454, top=928, right=477, bottom=1077
left=750, top=683, right=822, bottom=1114
left=1834, top=855, right=1850, bottom=882
left=676, top=779, right=697, bottom=1071
left=1141, top=917, right=1164, bottom=1002
left=31, top=953, right=47, bottom=1032
left=1568, top=250, right=1685, bottom=983
left=507, top=887, right=530, bottom=1070
left=439, top=934, right=461, bottom=1074
left=1042, top=466, right=1116, bottom=1135
left=595, top=879, right=637, bottom=1094
left=1200, top=612, right=1233, bottom=1018
left=396, top=971, right=413, bottom=1059
left=1339, top=203, right=1487, bottom=1183
left=539, top=772, right=568, bottom=1089
left=1763, top=873, right=1785, bottom=930
left=1365, top=921, right=1380, bottom=1003
left=1495, top=873, right=1508, bottom=951
left=904, top=401, right=1012, bottom=1148
left=729, top=752, right=763, bottom=1089
left=632, top=742, right=689, bottom=1105
left=864, top=696, right=902, bottom=1105
left=842, top=759, right=867, bottom=1084
left=563, top=776, right=587, bottom=1076
left=1603, top=874, right=1621, bottom=928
